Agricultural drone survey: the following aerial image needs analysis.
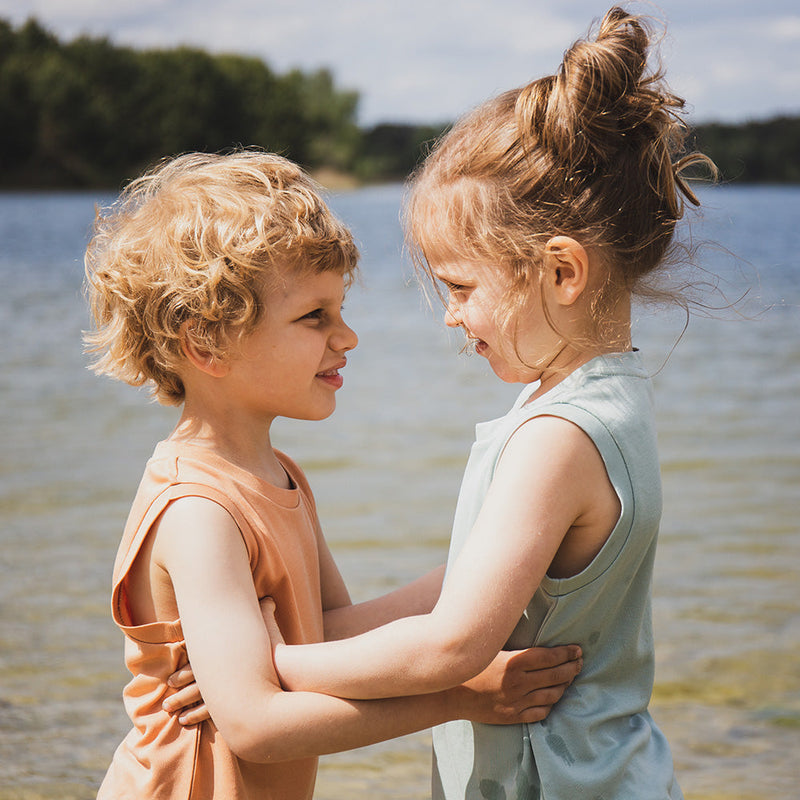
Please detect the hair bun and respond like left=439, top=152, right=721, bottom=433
left=516, top=6, right=683, bottom=167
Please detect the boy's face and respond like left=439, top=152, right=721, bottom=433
left=225, top=269, right=358, bottom=422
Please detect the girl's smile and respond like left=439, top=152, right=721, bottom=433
left=434, top=260, right=553, bottom=385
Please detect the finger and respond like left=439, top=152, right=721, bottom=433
left=513, top=657, right=583, bottom=693
left=508, top=645, right=582, bottom=671
left=517, top=705, right=552, bottom=724
left=167, top=665, right=196, bottom=689
left=507, top=683, right=574, bottom=724
left=162, top=683, right=204, bottom=714
left=566, top=657, right=583, bottom=684
left=524, top=684, right=570, bottom=707
left=259, top=595, right=285, bottom=645
left=177, top=703, right=210, bottom=727
left=528, top=658, right=583, bottom=690
left=259, top=596, right=277, bottom=614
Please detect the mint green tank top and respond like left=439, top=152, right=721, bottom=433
left=432, top=352, right=682, bottom=800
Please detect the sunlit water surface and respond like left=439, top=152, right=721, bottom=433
left=0, top=184, right=798, bottom=799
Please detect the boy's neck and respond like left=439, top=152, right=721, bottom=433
left=170, top=401, right=291, bottom=490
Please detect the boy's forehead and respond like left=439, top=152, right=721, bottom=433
left=267, top=268, right=346, bottom=301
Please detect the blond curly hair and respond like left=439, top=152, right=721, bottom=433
left=84, top=150, right=359, bottom=405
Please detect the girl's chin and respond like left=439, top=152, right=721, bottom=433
left=487, top=358, right=539, bottom=385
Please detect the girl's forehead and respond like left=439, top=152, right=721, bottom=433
left=431, top=259, right=478, bottom=281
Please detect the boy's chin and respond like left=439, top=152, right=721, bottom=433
left=291, top=405, right=337, bottom=422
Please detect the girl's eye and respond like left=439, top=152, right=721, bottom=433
left=300, top=308, right=325, bottom=322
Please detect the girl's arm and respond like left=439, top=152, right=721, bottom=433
left=272, top=416, right=618, bottom=698
left=153, top=494, right=578, bottom=763
left=165, top=597, right=582, bottom=727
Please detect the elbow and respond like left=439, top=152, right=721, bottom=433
left=211, top=703, right=287, bottom=764
left=423, top=629, right=495, bottom=689
left=214, top=696, right=317, bottom=764
left=219, top=719, right=271, bottom=763
left=224, top=724, right=294, bottom=764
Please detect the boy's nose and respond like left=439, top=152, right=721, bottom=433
left=336, top=320, right=358, bottom=352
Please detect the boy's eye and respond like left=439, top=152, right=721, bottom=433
left=299, top=308, right=325, bottom=322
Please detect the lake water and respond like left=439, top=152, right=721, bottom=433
left=0, top=183, right=798, bottom=800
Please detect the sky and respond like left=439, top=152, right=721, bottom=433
left=1, top=0, right=799, bottom=126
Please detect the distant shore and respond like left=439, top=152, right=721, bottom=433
left=2, top=17, right=798, bottom=192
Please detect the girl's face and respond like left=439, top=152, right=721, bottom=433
left=433, top=260, right=563, bottom=385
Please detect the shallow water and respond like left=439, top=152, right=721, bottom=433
left=0, top=184, right=798, bottom=799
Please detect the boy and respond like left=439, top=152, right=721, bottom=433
left=84, top=150, right=581, bottom=798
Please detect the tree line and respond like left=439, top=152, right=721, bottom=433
left=0, top=17, right=797, bottom=189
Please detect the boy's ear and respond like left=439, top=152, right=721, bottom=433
left=180, top=324, right=229, bottom=377
left=543, top=236, right=589, bottom=306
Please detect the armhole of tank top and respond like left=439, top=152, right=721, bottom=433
left=111, top=483, right=255, bottom=632
left=500, top=402, right=636, bottom=593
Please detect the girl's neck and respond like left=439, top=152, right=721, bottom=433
left=531, top=302, right=632, bottom=401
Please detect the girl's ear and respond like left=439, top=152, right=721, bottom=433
left=543, top=236, right=589, bottom=306
left=179, top=324, right=229, bottom=377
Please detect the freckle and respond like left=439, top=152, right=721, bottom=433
left=546, top=733, right=575, bottom=765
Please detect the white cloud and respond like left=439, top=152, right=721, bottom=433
left=764, top=15, right=800, bottom=41
left=0, top=0, right=797, bottom=124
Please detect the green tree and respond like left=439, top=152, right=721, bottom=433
left=692, top=117, right=800, bottom=184
left=216, top=54, right=309, bottom=161
left=0, top=17, right=59, bottom=177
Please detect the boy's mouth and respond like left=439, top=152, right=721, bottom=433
left=316, top=361, right=346, bottom=388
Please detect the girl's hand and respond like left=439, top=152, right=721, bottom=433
left=449, top=645, right=582, bottom=725
left=164, top=596, right=283, bottom=726
left=163, top=663, right=207, bottom=726
left=164, top=608, right=581, bottom=728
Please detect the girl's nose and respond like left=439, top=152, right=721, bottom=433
left=444, top=298, right=461, bottom=328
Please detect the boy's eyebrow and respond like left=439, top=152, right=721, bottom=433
left=300, top=291, right=346, bottom=308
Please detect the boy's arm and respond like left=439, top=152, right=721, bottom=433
left=166, top=641, right=581, bottom=728
left=323, top=565, right=445, bottom=640
left=154, top=495, right=576, bottom=763
left=271, top=417, right=613, bottom=698
left=313, top=517, right=445, bottom=639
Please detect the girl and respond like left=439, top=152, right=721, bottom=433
left=256, top=7, right=711, bottom=799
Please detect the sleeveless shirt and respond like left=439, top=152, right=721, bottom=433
left=97, top=441, right=324, bottom=800
left=432, top=352, right=683, bottom=800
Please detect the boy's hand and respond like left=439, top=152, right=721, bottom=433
left=450, top=645, right=582, bottom=725
left=164, top=596, right=283, bottom=726
left=165, top=622, right=582, bottom=728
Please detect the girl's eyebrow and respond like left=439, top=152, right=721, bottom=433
left=435, top=272, right=472, bottom=287
left=432, top=265, right=466, bottom=281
